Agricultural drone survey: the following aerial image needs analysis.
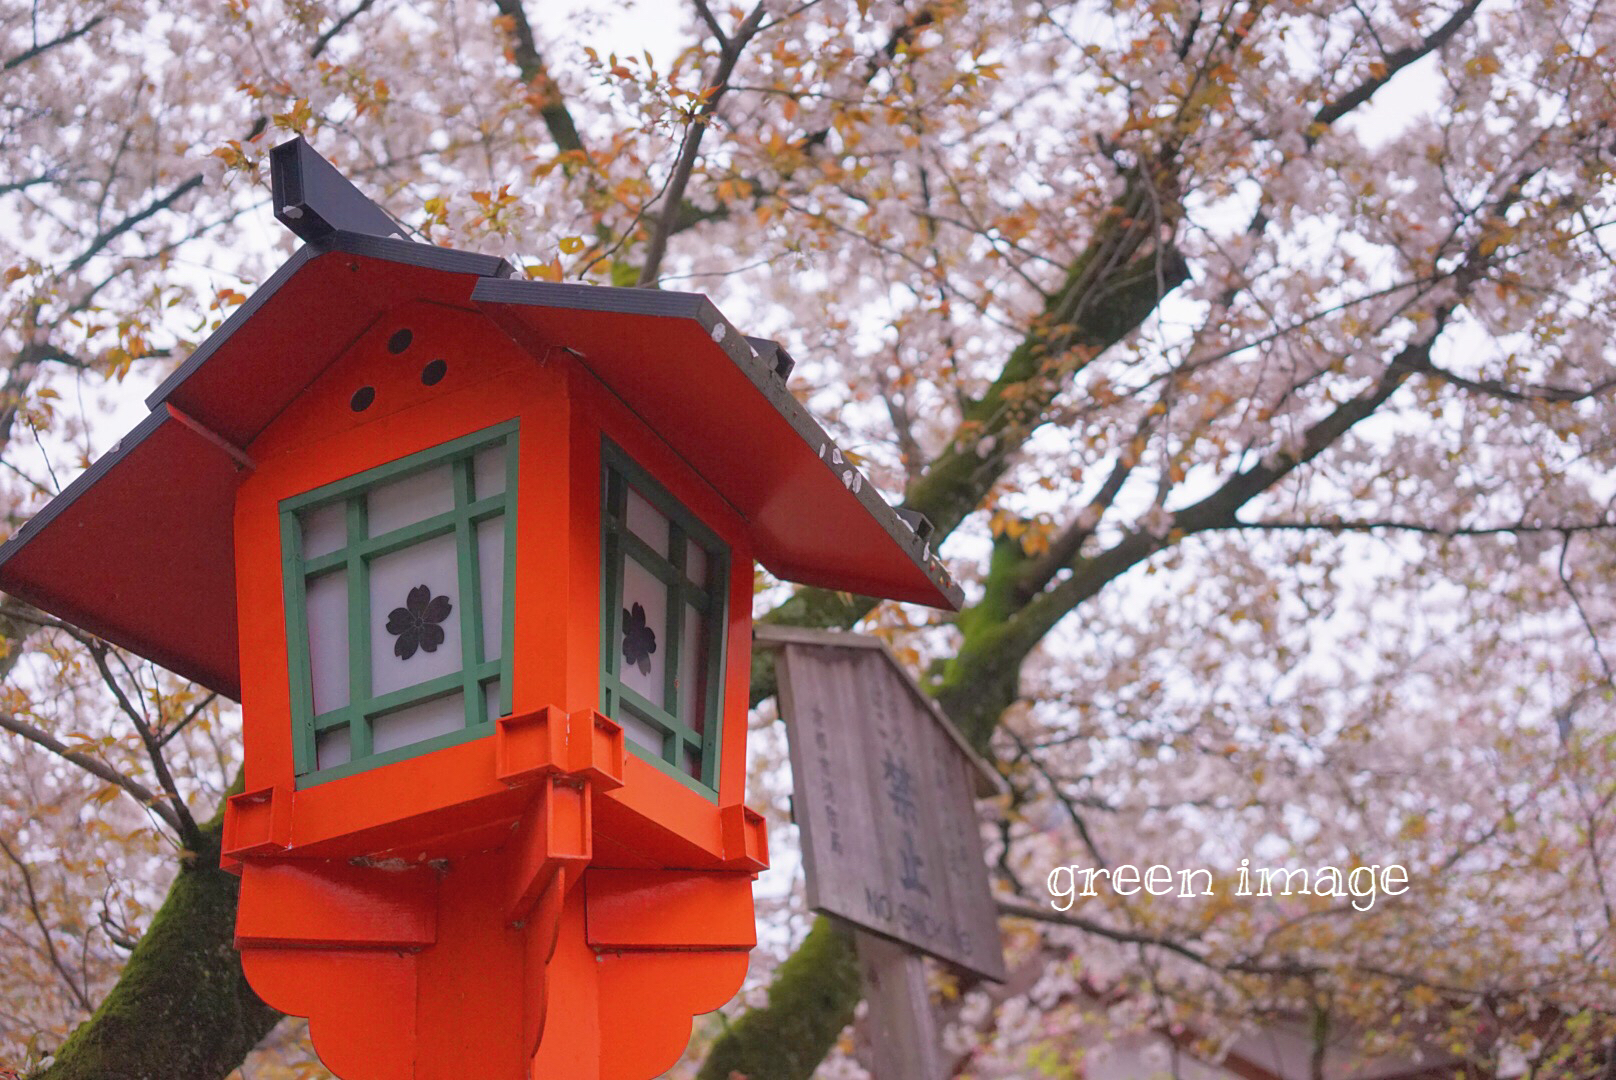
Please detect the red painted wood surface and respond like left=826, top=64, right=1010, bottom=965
left=587, top=869, right=757, bottom=950
left=225, top=299, right=764, bottom=1078
left=480, top=290, right=954, bottom=608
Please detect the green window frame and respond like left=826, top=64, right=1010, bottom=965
left=281, top=421, right=519, bottom=786
left=599, top=441, right=728, bottom=798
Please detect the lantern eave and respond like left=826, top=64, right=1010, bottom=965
left=0, top=224, right=960, bottom=708
left=473, top=276, right=962, bottom=611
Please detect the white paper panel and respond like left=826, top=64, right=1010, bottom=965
left=473, top=444, right=506, bottom=500
left=625, top=486, right=669, bottom=555
left=301, top=502, right=347, bottom=559
left=372, top=693, right=464, bottom=754
left=367, top=465, right=454, bottom=537
left=618, top=556, right=667, bottom=706
left=305, top=571, right=350, bottom=714
left=485, top=678, right=504, bottom=722
left=477, top=516, right=505, bottom=662
left=679, top=603, right=706, bottom=730
left=685, top=542, right=709, bottom=588
left=315, top=726, right=351, bottom=771
left=618, top=707, right=665, bottom=756
left=369, top=533, right=463, bottom=696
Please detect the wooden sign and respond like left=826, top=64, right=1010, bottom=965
left=759, top=625, right=1007, bottom=982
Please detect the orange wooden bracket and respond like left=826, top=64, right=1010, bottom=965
left=496, top=704, right=626, bottom=925
left=719, top=803, right=769, bottom=873
left=495, top=706, right=625, bottom=791
left=522, top=868, right=571, bottom=1058
left=237, top=861, right=438, bottom=949
left=586, top=869, right=756, bottom=951
left=221, top=785, right=292, bottom=873
left=505, top=776, right=593, bottom=925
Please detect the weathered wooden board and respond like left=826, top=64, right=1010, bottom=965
left=761, top=626, right=1007, bottom=982
left=855, top=928, right=944, bottom=1079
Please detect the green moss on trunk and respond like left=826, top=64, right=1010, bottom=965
left=32, top=813, right=280, bottom=1080
left=697, top=917, right=862, bottom=1080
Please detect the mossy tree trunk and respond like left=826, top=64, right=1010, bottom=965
left=30, top=805, right=281, bottom=1080
left=702, top=237, right=1189, bottom=1078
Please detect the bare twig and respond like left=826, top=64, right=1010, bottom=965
left=74, top=636, right=204, bottom=851
left=636, top=2, right=769, bottom=286
left=0, top=836, right=94, bottom=1013
left=0, top=712, right=185, bottom=837
left=311, top=0, right=378, bottom=59
left=3, top=14, right=105, bottom=71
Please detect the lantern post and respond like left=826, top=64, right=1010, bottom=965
left=0, top=139, right=961, bottom=1079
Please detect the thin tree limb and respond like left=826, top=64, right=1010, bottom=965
left=1218, top=517, right=1616, bottom=538
left=1557, top=532, right=1616, bottom=686
left=490, top=0, right=587, bottom=154
left=692, top=0, right=730, bottom=47
left=73, top=636, right=204, bottom=851
left=0, top=712, right=185, bottom=837
left=3, top=15, right=105, bottom=71
left=0, top=836, right=95, bottom=1013
left=310, top=0, right=378, bottom=59
left=59, top=174, right=204, bottom=279
left=636, top=2, right=769, bottom=286
left=156, top=692, right=217, bottom=750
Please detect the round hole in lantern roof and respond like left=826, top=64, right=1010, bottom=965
left=387, top=328, right=413, bottom=354
left=351, top=386, right=376, bottom=412
left=421, top=359, right=447, bottom=386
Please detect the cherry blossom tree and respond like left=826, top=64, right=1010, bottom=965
left=2, top=0, right=1614, bottom=1076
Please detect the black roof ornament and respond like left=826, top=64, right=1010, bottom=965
left=270, top=136, right=412, bottom=244
left=745, top=337, right=796, bottom=380
left=895, top=508, right=934, bottom=541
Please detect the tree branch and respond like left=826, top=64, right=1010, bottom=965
left=75, top=636, right=205, bottom=852
left=692, top=0, right=730, bottom=48
left=1406, top=354, right=1616, bottom=404
left=0, top=712, right=186, bottom=838
left=156, top=692, right=217, bottom=750
left=1017, top=429, right=1146, bottom=599
left=0, top=836, right=95, bottom=1014
left=490, top=0, right=588, bottom=154
left=3, top=15, right=106, bottom=71
left=1216, top=517, right=1616, bottom=538
left=310, top=0, right=377, bottom=59
left=59, top=174, right=204, bottom=279
left=1310, top=0, right=1483, bottom=137
left=997, top=896, right=1226, bottom=973
left=636, top=2, right=768, bottom=286
left=1557, top=532, right=1616, bottom=685
left=934, top=322, right=1448, bottom=740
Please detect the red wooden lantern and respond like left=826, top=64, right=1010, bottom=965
left=0, top=140, right=959, bottom=1079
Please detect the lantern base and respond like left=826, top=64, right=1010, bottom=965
left=241, top=860, right=754, bottom=1079
left=230, top=707, right=759, bottom=1079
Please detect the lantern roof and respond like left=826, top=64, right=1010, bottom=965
left=0, top=228, right=960, bottom=701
